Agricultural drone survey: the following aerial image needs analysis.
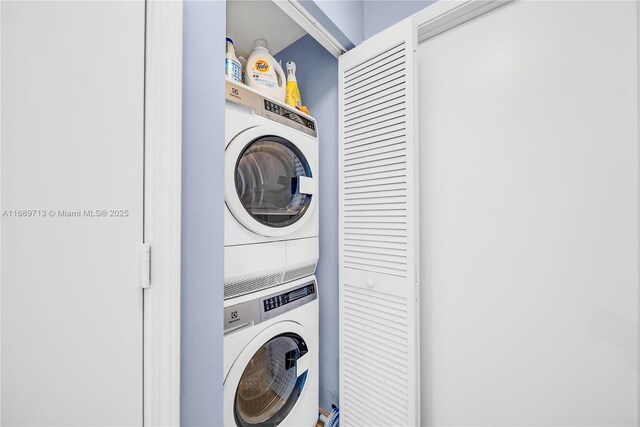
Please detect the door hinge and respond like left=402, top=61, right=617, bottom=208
left=140, top=243, right=151, bottom=289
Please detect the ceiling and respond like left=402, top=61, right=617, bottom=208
left=226, top=0, right=307, bottom=56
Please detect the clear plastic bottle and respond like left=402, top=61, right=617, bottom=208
left=225, top=37, right=242, bottom=83
left=236, top=49, right=249, bottom=84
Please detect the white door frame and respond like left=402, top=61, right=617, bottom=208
left=143, top=1, right=183, bottom=426
left=414, top=0, right=513, bottom=43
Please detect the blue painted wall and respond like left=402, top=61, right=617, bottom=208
left=181, top=1, right=225, bottom=425
left=299, top=0, right=434, bottom=47
left=364, top=0, right=435, bottom=38
left=276, top=35, right=340, bottom=411
left=314, top=0, right=363, bottom=46
left=301, top=0, right=364, bottom=47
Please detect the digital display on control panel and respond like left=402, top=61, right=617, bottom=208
left=263, top=283, right=316, bottom=312
left=264, top=100, right=316, bottom=132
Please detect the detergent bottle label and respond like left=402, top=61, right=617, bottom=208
left=251, top=59, right=277, bottom=89
left=225, top=58, right=241, bottom=83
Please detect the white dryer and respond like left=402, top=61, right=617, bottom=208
left=224, top=276, right=319, bottom=427
left=225, top=81, right=319, bottom=299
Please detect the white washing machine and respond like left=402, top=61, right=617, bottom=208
left=225, top=81, right=319, bottom=299
left=224, top=276, right=319, bottom=427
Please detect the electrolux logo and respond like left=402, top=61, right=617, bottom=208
left=229, top=87, right=242, bottom=100
left=228, top=310, right=241, bottom=325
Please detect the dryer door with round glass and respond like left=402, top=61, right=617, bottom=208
left=234, top=334, right=309, bottom=427
left=226, top=125, right=317, bottom=238
left=236, top=136, right=310, bottom=227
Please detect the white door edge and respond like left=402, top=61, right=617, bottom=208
left=414, top=0, right=513, bottom=44
left=143, top=1, right=183, bottom=426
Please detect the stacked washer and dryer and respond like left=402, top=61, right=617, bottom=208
left=223, top=80, right=320, bottom=427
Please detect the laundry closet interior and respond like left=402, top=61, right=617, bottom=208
left=219, top=1, right=639, bottom=426
left=222, top=2, right=342, bottom=426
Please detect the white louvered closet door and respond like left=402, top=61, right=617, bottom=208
left=338, top=17, right=420, bottom=427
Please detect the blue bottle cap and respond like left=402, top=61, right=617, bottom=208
left=226, top=37, right=234, bottom=44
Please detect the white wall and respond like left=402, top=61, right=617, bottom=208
left=418, top=1, right=638, bottom=425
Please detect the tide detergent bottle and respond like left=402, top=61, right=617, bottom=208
left=246, top=39, right=286, bottom=102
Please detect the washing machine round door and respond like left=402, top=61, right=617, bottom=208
left=226, top=125, right=317, bottom=238
left=224, top=320, right=318, bottom=427
left=234, top=334, right=308, bottom=427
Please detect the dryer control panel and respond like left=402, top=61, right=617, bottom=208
left=224, top=280, right=317, bottom=334
left=225, top=80, right=318, bottom=138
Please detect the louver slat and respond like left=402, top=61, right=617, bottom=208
left=344, top=76, right=406, bottom=106
left=345, top=98, right=405, bottom=123
left=345, top=109, right=405, bottom=134
left=342, top=284, right=410, bottom=426
left=344, top=60, right=406, bottom=96
left=344, top=44, right=405, bottom=82
left=339, top=18, right=419, bottom=427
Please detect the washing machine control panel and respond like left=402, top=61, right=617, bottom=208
left=224, top=280, right=317, bottom=333
left=263, top=283, right=315, bottom=312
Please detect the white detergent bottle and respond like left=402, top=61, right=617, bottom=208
left=246, top=38, right=286, bottom=101
left=225, top=38, right=242, bottom=83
